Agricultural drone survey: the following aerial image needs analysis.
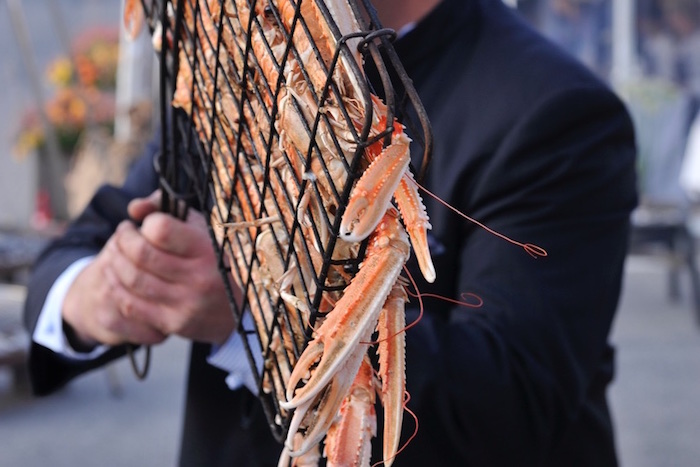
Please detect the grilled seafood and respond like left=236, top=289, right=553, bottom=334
left=163, top=0, right=433, bottom=464
left=123, top=0, right=146, bottom=38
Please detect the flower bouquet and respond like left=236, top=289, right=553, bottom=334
left=14, top=27, right=119, bottom=157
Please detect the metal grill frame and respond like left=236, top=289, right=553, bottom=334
left=140, top=0, right=432, bottom=442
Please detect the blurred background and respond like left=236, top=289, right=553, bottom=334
left=1, top=0, right=699, bottom=465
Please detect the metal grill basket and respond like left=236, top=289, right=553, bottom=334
left=139, top=0, right=432, bottom=442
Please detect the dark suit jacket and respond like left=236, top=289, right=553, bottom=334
left=24, top=0, right=637, bottom=465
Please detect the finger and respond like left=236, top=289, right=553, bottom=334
left=102, top=267, right=168, bottom=345
left=186, top=208, right=208, bottom=229
left=140, top=210, right=213, bottom=258
left=128, top=190, right=162, bottom=222
left=108, top=238, right=180, bottom=305
left=100, top=313, right=167, bottom=346
left=112, top=221, right=187, bottom=283
left=105, top=268, right=170, bottom=343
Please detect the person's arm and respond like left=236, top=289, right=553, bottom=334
left=57, top=190, right=234, bottom=349
left=401, top=85, right=637, bottom=465
left=31, top=256, right=110, bottom=359
left=24, top=130, right=258, bottom=397
left=31, top=248, right=257, bottom=393
left=24, top=192, right=238, bottom=395
left=24, top=145, right=160, bottom=395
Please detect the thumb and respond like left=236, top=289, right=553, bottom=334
left=128, top=190, right=162, bottom=222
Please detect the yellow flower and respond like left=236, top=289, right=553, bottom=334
left=13, top=127, right=44, bottom=158
left=46, top=58, right=73, bottom=87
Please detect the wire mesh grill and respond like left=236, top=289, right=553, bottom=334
left=141, top=0, right=432, bottom=442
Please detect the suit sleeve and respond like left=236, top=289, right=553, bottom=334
left=402, top=85, right=637, bottom=465
left=23, top=138, right=161, bottom=395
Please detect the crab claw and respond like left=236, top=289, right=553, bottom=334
left=340, top=135, right=410, bottom=243
left=278, top=435, right=321, bottom=467
left=283, top=335, right=371, bottom=457
left=324, top=356, right=378, bottom=467
left=281, top=210, right=410, bottom=411
left=340, top=128, right=436, bottom=283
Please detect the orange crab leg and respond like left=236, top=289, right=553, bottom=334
left=324, top=356, right=377, bottom=467
left=281, top=209, right=410, bottom=411
left=123, top=0, right=145, bottom=39
left=339, top=133, right=411, bottom=244
left=377, top=283, right=408, bottom=466
left=340, top=116, right=435, bottom=283
left=284, top=328, right=372, bottom=457
left=394, top=169, right=435, bottom=283
left=278, top=440, right=321, bottom=467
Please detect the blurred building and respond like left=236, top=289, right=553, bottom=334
left=516, top=0, right=700, bottom=203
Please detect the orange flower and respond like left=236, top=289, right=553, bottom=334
left=75, top=55, right=98, bottom=87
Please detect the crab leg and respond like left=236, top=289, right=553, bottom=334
left=123, top=0, right=145, bottom=39
left=394, top=170, right=435, bottom=283
left=340, top=127, right=435, bottom=283
left=281, top=209, right=410, bottom=411
left=339, top=132, right=411, bottom=243
left=324, top=356, right=377, bottom=467
left=278, top=440, right=321, bottom=467
left=284, top=326, right=372, bottom=457
left=377, top=283, right=408, bottom=466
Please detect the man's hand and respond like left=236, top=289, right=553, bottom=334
left=62, top=191, right=235, bottom=349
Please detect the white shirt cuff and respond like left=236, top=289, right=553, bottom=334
left=207, top=311, right=263, bottom=395
left=32, top=256, right=110, bottom=360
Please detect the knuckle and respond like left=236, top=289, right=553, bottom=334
left=152, top=320, right=173, bottom=339
left=132, top=240, right=153, bottom=266
left=123, top=268, right=144, bottom=291
left=161, top=309, right=182, bottom=334
left=161, top=306, right=187, bottom=335
left=120, top=295, right=138, bottom=318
